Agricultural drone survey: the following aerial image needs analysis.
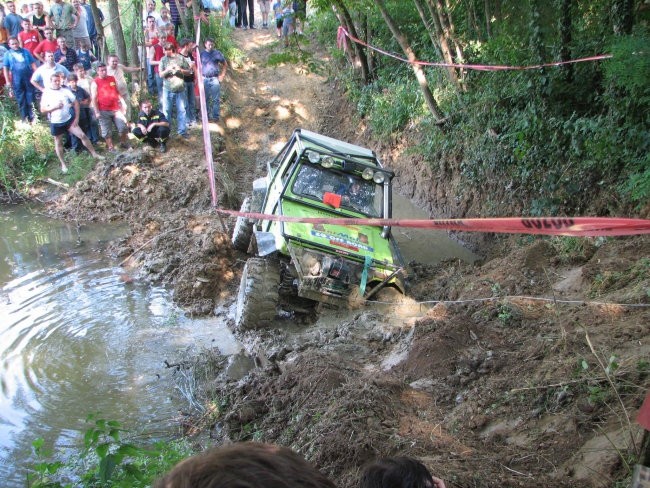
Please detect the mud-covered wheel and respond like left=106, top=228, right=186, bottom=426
left=231, top=197, right=254, bottom=252
left=235, top=257, right=280, bottom=330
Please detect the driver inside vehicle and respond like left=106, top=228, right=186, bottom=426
left=339, top=180, right=373, bottom=214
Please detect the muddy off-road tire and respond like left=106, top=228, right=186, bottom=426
left=231, top=197, right=254, bottom=252
left=235, top=257, right=280, bottom=330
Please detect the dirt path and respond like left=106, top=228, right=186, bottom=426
left=49, top=26, right=649, bottom=488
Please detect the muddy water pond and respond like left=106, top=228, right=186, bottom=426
left=0, top=206, right=240, bottom=487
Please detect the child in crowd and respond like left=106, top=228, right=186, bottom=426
left=76, top=41, right=96, bottom=71
left=66, top=72, right=92, bottom=153
left=73, top=63, right=99, bottom=143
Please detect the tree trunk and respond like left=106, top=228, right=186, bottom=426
left=484, top=0, right=491, bottom=37
left=88, top=0, right=107, bottom=61
left=375, top=0, right=445, bottom=123
left=107, top=0, right=128, bottom=63
left=173, top=0, right=190, bottom=36
left=611, top=0, right=633, bottom=35
left=418, top=0, right=462, bottom=90
left=129, top=1, right=141, bottom=67
left=332, top=0, right=372, bottom=85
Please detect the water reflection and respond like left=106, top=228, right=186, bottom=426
left=0, top=206, right=239, bottom=486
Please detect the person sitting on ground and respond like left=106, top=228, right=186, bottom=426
left=153, top=442, right=337, bottom=488
left=132, top=99, right=170, bottom=153
left=40, top=72, right=103, bottom=172
left=360, top=456, right=447, bottom=488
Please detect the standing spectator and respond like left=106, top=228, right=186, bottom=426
left=240, top=0, right=254, bottom=28
left=54, top=34, right=76, bottom=71
left=30, top=49, right=69, bottom=92
left=160, top=0, right=185, bottom=37
left=3, top=36, right=36, bottom=122
left=17, top=18, right=39, bottom=55
left=292, top=0, right=305, bottom=34
left=281, top=2, right=294, bottom=47
left=178, top=38, right=195, bottom=126
left=80, top=0, right=103, bottom=57
left=159, top=42, right=189, bottom=138
left=156, top=6, right=172, bottom=30
left=40, top=72, right=103, bottom=171
left=91, top=62, right=128, bottom=152
left=107, top=53, right=142, bottom=119
left=75, top=41, right=95, bottom=70
left=258, top=0, right=270, bottom=28
left=3, top=1, right=24, bottom=38
left=71, top=0, right=89, bottom=49
left=73, top=62, right=98, bottom=142
left=148, top=33, right=164, bottom=99
left=30, top=2, right=49, bottom=39
left=65, top=72, right=92, bottom=153
left=272, top=0, right=282, bottom=38
left=144, top=15, right=158, bottom=95
left=132, top=99, right=170, bottom=152
left=0, top=7, right=10, bottom=46
left=199, top=37, right=226, bottom=122
left=32, top=26, right=57, bottom=62
left=143, top=0, right=161, bottom=27
left=49, top=0, right=76, bottom=48
left=226, top=0, right=236, bottom=27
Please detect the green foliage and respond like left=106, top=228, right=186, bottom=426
left=0, top=103, right=56, bottom=195
left=26, top=415, right=193, bottom=487
left=310, top=1, right=649, bottom=215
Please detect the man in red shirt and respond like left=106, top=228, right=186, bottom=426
left=18, top=19, right=41, bottom=56
left=33, top=27, right=58, bottom=63
left=91, top=62, right=128, bottom=152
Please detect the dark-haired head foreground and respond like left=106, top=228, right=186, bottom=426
left=154, top=442, right=337, bottom=488
left=360, top=457, right=446, bottom=488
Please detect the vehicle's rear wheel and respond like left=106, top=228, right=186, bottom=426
left=231, top=197, right=254, bottom=252
left=235, top=257, right=280, bottom=330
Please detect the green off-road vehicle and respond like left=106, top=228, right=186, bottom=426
left=231, top=129, right=406, bottom=329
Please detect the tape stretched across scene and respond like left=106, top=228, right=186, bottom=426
left=336, top=26, right=613, bottom=71
left=217, top=210, right=650, bottom=237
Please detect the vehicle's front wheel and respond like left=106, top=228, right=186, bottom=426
left=235, top=257, right=280, bottom=330
left=231, top=197, right=254, bottom=252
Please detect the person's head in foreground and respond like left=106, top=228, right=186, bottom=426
left=360, top=457, right=446, bottom=488
left=154, top=442, right=337, bottom=488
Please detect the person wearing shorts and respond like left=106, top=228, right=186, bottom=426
left=40, top=73, right=103, bottom=172
left=258, top=0, right=270, bottom=28
left=91, top=62, right=128, bottom=152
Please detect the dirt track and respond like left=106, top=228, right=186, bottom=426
left=49, top=25, right=649, bottom=488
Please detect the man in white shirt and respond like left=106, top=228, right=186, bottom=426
left=40, top=72, right=103, bottom=172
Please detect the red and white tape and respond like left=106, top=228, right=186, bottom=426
left=217, top=209, right=650, bottom=237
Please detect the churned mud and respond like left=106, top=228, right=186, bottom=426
left=48, top=24, right=649, bottom=488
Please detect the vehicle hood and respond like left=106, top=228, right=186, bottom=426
left=280, top=200, right=395, bottom=265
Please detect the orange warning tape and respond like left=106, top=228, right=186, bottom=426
left=217, top=210, right=650, bottom=237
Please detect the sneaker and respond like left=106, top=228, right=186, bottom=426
left=94, top=154, right=106, bottom=161
left=180, top=133, right=190, bottom=140
left=249, top=24, right=256, bottom=29
left=159, top=142, right=167, bottom=153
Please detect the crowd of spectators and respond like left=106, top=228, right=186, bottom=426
left=1, top=0, right=227, bottom=164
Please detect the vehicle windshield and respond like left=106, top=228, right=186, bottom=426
left=291, top=163, right=384, bottom=218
